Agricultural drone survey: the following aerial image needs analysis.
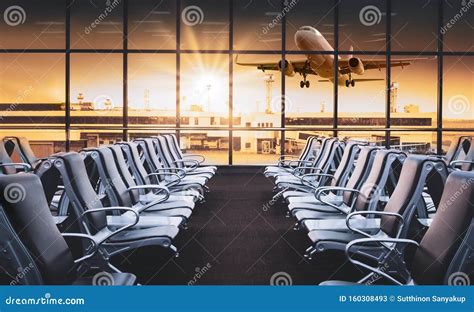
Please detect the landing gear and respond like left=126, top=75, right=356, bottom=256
left=345, top=74, right=355, bottom=87
left=300, top=74, right=310, bottom=88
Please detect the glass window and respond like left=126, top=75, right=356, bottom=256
left=0, top=53, right=65, bottom=126
left=70, top=53, right=123, bottom=126
left=69, top=129, right=123, bottom=152
left=233, top=130, right=280, bottom=165
left=180, top=53, right=229, bottom=127
left=180, top=0, right=229, bottom=50
left=234, top=54, right=282, bottom=128
left=338, top=54, right=386, bottom=128
left=339, top=0, right=387, bottom=51
left=71, top=0, right=123, bottom=49
left=391, top=0, right=437, bottom=51
left=286, top=0, right=335, bottom=51
left=390, top=56, right=437, bottom=128
left=180, top=130, right=229, bottom=165
left=0, top=0, right=65, bottom=49
left=128, top=0, right=176, bottom=50
left=128, top=53, right=176, bottom=126
left=443, top=56, right=473, bottom=126
left=443, top=0, right=474, bottom=51
left=234, top=0, right=282, bottom=51
left=390, top=131, right=437, bottom=154
left=285, top=53, right=334, bottom=128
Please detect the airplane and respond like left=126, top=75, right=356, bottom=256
left=236, top=26, right=422, bottom=88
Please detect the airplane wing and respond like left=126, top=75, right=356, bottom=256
left=318, top=78, right=384, bottom=82
left=338, top=58, right=427, bottom=75
left=235, top=55, right=317, bottom=75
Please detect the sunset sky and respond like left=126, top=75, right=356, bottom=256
left=0, top=0, right=472, bottom=120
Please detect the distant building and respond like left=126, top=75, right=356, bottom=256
left=404, top=104, right=420, bottom=114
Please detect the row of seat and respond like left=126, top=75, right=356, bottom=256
left=0, top=135, right=216, bottom=285
left=265, top=136, right=473, bottom=285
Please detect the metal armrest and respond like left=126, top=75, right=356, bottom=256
left=182, top=154, right=205, bottom=164
left=61, top=232, right=99, bottom=264
left=287, top=160, right=313, bottom=168
left=0, top=163, right=32, bottom=171
left=155, top=167, right=186, bottom=176
left=450, top=160, right=474, bottom=169
left=126, top=185, right=170, bottom=203
left=345, top=237, right=419, bottom=285
left=293, top=167, right=322, bottom=176
left=311, top=187, right=361, bottom=214
left=147, top=171, right=183, bottom=183
left=172, top=159, right=199, bottom=170
left=300, top=173, right=335, bottom=190
left=82, top=207, right=139, bottom=243
left=315, top=186, right=360, bottom=200
left=346, top=211, right=404, bottom=238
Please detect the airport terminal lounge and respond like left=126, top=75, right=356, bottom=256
left=0, top=0, right=472, bottom=310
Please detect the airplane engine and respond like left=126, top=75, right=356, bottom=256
left=278, top=60, right=296, bottom=77
left=348, top=57, right=365, bottom=75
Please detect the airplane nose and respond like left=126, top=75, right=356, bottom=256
left=295, top=30, right=309, bottom=49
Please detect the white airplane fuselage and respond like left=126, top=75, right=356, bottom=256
left=294, top=26, right=350, bottom=86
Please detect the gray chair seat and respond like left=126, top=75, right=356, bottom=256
left=307, top=230, right=365, bottom=244
left=295, top=210, right=345, bottom=223
left=138, top=206, right=193, bottom=219
left=108, top=225, right=179, bottom=243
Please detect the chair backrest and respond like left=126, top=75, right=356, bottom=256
left=108, top=145, right=141, bottom=203
left=155, top=135, right=178, bottom=168
left=380, top=156, right=446, bottom=238
left=3, top=137, right=38, bottom=168
left=298, top=136, right=316, bottom=161
left=460, top=140, right=474, bottom=171
left=0, top=142, right=17, bottom=175
left=330, top=141, right=361, bottom=188
left=309, top=138, right=337, bottom=174
left=445, top=136, right=472, bottom=164
left=165, top=134, right=185, bottom=168
left=342, top=146, right=379, bottom=205
left=0, top=173, right=74, bottom=284
left=352, top=150, right=405, bottom=212
left=134, top=138, right=166, bottom=183
left=119, top=142, right=152, bottom=185
left=411, top=171, right=474, bottom=285
left=88, top=147, right=135, bottom=208
left=0, top=205, right=43, bottom=285
left=54, top=152, right=108, bottom=234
